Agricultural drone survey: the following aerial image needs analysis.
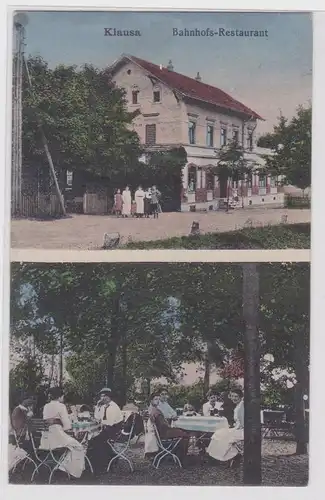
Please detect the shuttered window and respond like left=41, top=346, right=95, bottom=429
left=145, top=124, right=156, bottom=145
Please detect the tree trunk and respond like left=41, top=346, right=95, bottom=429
left=120, top=335, right=128, bottom=406
left=105, top=294, right=121, bottom=388
left=226, top=178, right=230, bottom=212
left=203, top=352, right=210, bottom=397
left=59, top=331, right=63, bottom=388
left=243, top=263, right=261, bottom=485
left=294, top=328, right=308, bottom=454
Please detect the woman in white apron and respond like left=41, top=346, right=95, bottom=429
left=207, top=389, right=244, bottom=462
left=134, top=186, right=145, bottom=217
left=122, top=186, right=132, bottom=217
left=40, top=387, right=85, bottom=478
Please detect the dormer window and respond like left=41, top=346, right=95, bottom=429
left=153, top=89, right=161, bottom=103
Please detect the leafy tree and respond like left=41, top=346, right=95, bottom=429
left=214, top=139, right=256, bottom=210
left=257, top=106, right=311, bottom=194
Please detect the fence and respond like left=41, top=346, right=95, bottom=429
left=285, top=194, right=311, bottom=209
left=16, top=194, right=64, bottom=218
left=83, top=193, right=110, bottom=215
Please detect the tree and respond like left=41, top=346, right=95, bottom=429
left=23, top=57, right=143, bottom=189
left=243, top=263, right=261, bottom=485
left=257, top=106, right=311, bottom=195
left=214, top=139, right=256, bottom=210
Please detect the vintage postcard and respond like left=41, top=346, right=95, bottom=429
left=9, top=10, right=311, bottom=251
left=8, top=261, right=309, bottom=486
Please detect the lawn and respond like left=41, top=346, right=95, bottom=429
left=124, top=223, right=310, bottom=250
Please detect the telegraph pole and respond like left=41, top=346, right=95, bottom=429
left=12, top=14, right=27, bottom=216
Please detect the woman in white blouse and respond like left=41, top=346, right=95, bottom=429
left=207, top=389, right=244, bottom=463
left=40, top=387, right=85, bottom=478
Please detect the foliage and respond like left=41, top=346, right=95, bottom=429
left=257, top=106, right=311, bottom=192
left=9, top=355, right=47, bottom=410
left=124, top=223, right=310, bottom=249
left=285, top=195, right=310, bottom=209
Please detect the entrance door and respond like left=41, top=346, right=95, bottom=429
left=219, top=177, right=228, bottom=198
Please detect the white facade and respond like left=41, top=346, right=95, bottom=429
left=111, top=57, right=284, bottom=210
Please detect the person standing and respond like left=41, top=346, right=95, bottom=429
left=135, top=186, right=145, bottom=218
left=11, top=397, right=35, bottom=454
left=40, top=387, right=85, bottom=478
left=122, top=186, right=132, bottom=217
left=220, top=391, right=236, bottom=427
left=150, top=185, right=161, bottom=219
left=113, top=189, right=123, bottom=217
left=144, top=188, right=152, bottom=218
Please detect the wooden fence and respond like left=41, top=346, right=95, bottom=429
left=83, top=193, right=110, bottom=215
left=17, top=194, right=64, bottom=218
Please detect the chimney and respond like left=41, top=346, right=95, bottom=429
left=195, top=72, right=202, bottom=82
left=167, top=60, right=174, bottom=71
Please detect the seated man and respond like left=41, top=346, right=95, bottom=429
left=157, top=388, right=178, bottom=422
left=149, top=392, right=189, bottom=464
left=202, top=390, right=223, bottom=416
left=207, top=389, right=244, bottom=466
left=88, top=388, right=123, bottom=476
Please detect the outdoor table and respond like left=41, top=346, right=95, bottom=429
left=173, top=415, right=228, bottom=433
left=172, top=416, right=229, bottom=456
left=71, top=421, right=101, bottom=440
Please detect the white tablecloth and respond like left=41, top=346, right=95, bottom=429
left=172, top=416, right=228, bottom=433
left=71, top=421, right=101, bottom=440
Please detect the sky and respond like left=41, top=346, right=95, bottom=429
left=17, top=10, right=312, bottom=135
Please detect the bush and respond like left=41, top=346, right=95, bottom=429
left=285, top=195, right=311, bottom=209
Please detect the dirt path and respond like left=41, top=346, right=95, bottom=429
left=11, top=208, right=310, bottom=250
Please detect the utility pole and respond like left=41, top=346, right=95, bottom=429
left=243, top=263, right=262, bottom=485
left=12, top=14, right=27, bottom=216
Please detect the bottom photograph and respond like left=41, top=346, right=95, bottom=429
left=8, top=262, right=309, bottom=487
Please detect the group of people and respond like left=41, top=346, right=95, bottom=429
left=9, top=387, right=142, bottom=480
left=146, top=387, right=244, bottom=466
left=113, top=185, right=162, bottom=219
left=9, top=385, right=244, bottom=479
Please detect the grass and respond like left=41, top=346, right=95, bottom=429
left=123, top=223, right=310, bottom=250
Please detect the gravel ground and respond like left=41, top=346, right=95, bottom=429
left=10, top=439, right=308, bottom=486
left=11, top=208, right=310, bottom=250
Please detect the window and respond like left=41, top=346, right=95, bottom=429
left=145, top=124, right=156, bottom=145
left=259, top=175, right=266, bottom=188
left=206, top=170, right=214, bottom=190
left=153, top=90, right=161, bottom=103
left=188, top=166, right=196, bottom=192
left=220, top=127, right=227, bottom=146
left=270, top=176, right=277, bottom=187
left=247, top=174, right=253, bottom=188
left=207, top=125, right=214, bottom=147
left=188, top=121, right=196, bottom=144
left=247, top=130, right=253, bottom=151
left=132, top=90, right=139, bottom=104
left=232, top=129, right=239, bottom=144
left=66, top=170, right=73, bottom=188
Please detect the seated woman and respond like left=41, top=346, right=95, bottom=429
left=207, top=389, right=244, bottom=465
left=149, top=393, right=189, bottom=464
left=11, top=397, right=35, bottom=453
left=40, top=387, right=85, bottom=479
left=88, top=388, right=123, bottom=476
left=183, top=403, right=197, bottom=416
left=202, top=390, right=223, bottom=416
left=77, top=405, right=92, bottom=421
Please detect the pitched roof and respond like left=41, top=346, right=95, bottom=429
left=111, top=54, right=263, bottom=120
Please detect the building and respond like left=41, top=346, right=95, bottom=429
left=109, top=54, right=284, bottom=211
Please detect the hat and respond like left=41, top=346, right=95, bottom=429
left=98, top=388, right=112, bottom=395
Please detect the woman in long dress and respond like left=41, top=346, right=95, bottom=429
left=134, top=186, right=145, bottom=217
left=122, top=186, right=132, bottom=217
left=40, top=387, right=85, bottom=478
left=113, top=189, right=123, bottom=216
left=207, top=389, right=244, bottom=463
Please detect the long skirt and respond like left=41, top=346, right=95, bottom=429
left=8, top=444, right=28, bottom=471
left=207, top=427, right=243, bottom=461
left=135, top=196, right=144, bottom=215
left=39, top=425, right=85, bottom=478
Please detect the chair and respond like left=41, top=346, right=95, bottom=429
left=28, top=418, right=71, bottom=484
left=106, top=413, right=136, bottom=472
left=76, top=429, right=94, bottom=475
left=151, top=422, right=183, bottom=469
left=9, top=430, right=38, bottom=480
left=262, top=410, right=294, bottom=439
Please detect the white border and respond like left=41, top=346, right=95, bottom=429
left=1, top=3, right=324, bottom=500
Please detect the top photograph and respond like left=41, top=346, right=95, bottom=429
left=10, top=10, right=311, bottom=251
